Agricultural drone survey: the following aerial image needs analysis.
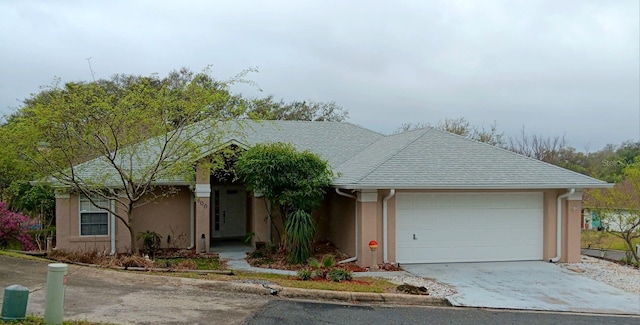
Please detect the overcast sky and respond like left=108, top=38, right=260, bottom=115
left=1, top=0, right=638, bottom=150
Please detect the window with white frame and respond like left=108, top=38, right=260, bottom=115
left=79, top=195, right=110, bottom=236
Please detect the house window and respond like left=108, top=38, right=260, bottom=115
left=79, top=195, right=109, bottom=236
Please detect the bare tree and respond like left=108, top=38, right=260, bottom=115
left=396, top=118, right=504, bottom=146
left=506, top=127, right=568, bottom=164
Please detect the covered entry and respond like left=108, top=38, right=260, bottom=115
left=210, top=185, right=248, bottom=241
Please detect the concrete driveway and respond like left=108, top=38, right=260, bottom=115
left=403, top=261, right=640, bottom=315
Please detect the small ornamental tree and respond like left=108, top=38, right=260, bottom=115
left=5, top=67, right=253, bottom=253
left=235, top=143, right=333, bottom=263
left=0, top=202, right=36, bottom=251
left=588, top=161, right=640, bottom=264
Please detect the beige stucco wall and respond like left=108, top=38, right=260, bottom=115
left=563, top=199, right=583, bottom=262
left=355, top=191, right=380, bottom=267
left=134, top=187, right=191, bottom=249
left=55, top=187, right=191, bottom=253
left=314, top=197, right=331, bottom=243
left=543, top=190, right=560, bottom=260
left=194, top=161, right=210, bottom=253
left=327, top=190, right=357, bottom=256
left=56, top=193, right=128, bottom=253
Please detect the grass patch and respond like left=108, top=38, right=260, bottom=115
left=163, top=271, right=396, bottom=293
left=0, top=315, right=111, bottom=324
left=154, top=258, right=220, bottom=270
left=581, top=231, right=640, bottom=251
left=1, top=249, right=392, bottom=293
left=0, top=250, right=51, bottom=262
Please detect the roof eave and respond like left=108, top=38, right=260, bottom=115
left=331, top=183, right=614, bottom=190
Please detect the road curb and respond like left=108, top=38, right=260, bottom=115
left=5, top=253, right=451, bottom=307
left=279, top=287, right=451, bottom=306
left=196, top=280, right=451, bottom=306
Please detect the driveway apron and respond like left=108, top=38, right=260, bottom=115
left=403, top=261, right=640, bottom=315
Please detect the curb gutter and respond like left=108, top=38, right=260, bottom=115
left=197, top=280, right=451, bottom=307
left=7, top=253, right=451, bottom=307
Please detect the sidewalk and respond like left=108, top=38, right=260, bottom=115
left=581, top=248, right=629, bottom=261
left=216, top=245, right=413, bottom=278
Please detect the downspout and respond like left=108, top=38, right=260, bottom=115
left=110, top=200, right=116, bottom=255
left=335, top=188, right=358, bottom=264
left=382, top=189, right=396, bottom=263
left=550, top=188, right=575, bottom=263
left=187, top=191, right=195, bottom=249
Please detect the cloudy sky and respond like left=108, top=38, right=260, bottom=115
left=1, top=0, right=638, bottom=150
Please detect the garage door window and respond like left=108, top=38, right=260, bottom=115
left=79, top=195, right=110, bottom=236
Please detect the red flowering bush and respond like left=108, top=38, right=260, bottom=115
left=0, top=202, right=36, bottom=251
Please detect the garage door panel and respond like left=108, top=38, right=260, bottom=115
left=396, top=192, right=543, bottom=264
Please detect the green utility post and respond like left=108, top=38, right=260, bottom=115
left=1, top=284, right=29, bottom=321
left=44, top=263, right=68, bottom=325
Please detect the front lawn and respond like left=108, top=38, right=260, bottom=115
left=0, top=315, right=110, bottom=325
left=1, top=249, right=397, bottom=294
left=581, top=230, right=640, bottom=251
left=154, top=258, right=221, bottom=270
left=45, top=249, right=223, bottom=271
left=169, top=271, right=397, bottom=293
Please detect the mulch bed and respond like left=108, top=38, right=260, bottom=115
left=46, top=248, right=222, bottom=270
left=246, top=240, right=400, bottom=273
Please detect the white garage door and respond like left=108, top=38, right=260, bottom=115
left=396, top=192, right=543, bottom=264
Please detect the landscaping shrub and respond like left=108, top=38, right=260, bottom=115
left=297, top=268, right=313, bottom=281
left=328, top=268, right=353, bottom=282
left=137, top=230, right=162, bottom=258
left=48, top=249, right=103, bottom=264
left=285, top=209, right=315, bottom=264
left=302, top=254, right=352, bottom=282
left=0, top=202, right=36, bottom=251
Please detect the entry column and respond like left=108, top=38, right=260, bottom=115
left=357, top=190, right=379, bottom=268
left=562, top=191, right=583, bottom=263
left=195, top=162, right=211, bottom=253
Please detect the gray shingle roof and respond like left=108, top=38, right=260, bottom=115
left=230, top=120, right=383, bottom=169
left=58, top=120, right=611, bottom=190
left=333, top=127, right=610, bottom=189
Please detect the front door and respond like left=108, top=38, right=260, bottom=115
left=211, top=186, right=247, bottom=239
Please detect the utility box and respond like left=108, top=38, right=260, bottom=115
left=1, top=284, right=29, bottom=321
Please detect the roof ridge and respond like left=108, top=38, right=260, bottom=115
left=348, top=128, right=433, bottom=184
left=430, top=128, right=609, bottom=184
left=244, top=119, right=385, bottom=137
left=343, top=121, right=385, bottom=136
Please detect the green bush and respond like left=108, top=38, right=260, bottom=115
left=137, top=231, right=162, bottom=258
left=297, top=268, right=313, bottom=281
left=285, top=210, right=315, bottom=264
left=328, top=268, right=353, bottom=282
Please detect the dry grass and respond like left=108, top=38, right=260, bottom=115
left=47, top=249, right=220, bottom=270
left=0, top=249, right=51, bottom=262
left=0, top=315, right=112, bottom=324
left=168, top=271, right=397, bottom=293
left=581, top=231, right=640, bottom=251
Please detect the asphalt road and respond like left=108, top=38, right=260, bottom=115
left=243, top=300, right=640, bottom=325
left=0, top=255, right=271, bottom=324
left=2, top=255, right=639, bottom=325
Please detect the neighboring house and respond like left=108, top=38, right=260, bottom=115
left=54, top=120, right=611, bottom=267
left=583, top=179, right=639, bottom=232
left=581, top=209, right=602, bottom=230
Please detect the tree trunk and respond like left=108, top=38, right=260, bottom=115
left=128, top=209, right=138, bottom=254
